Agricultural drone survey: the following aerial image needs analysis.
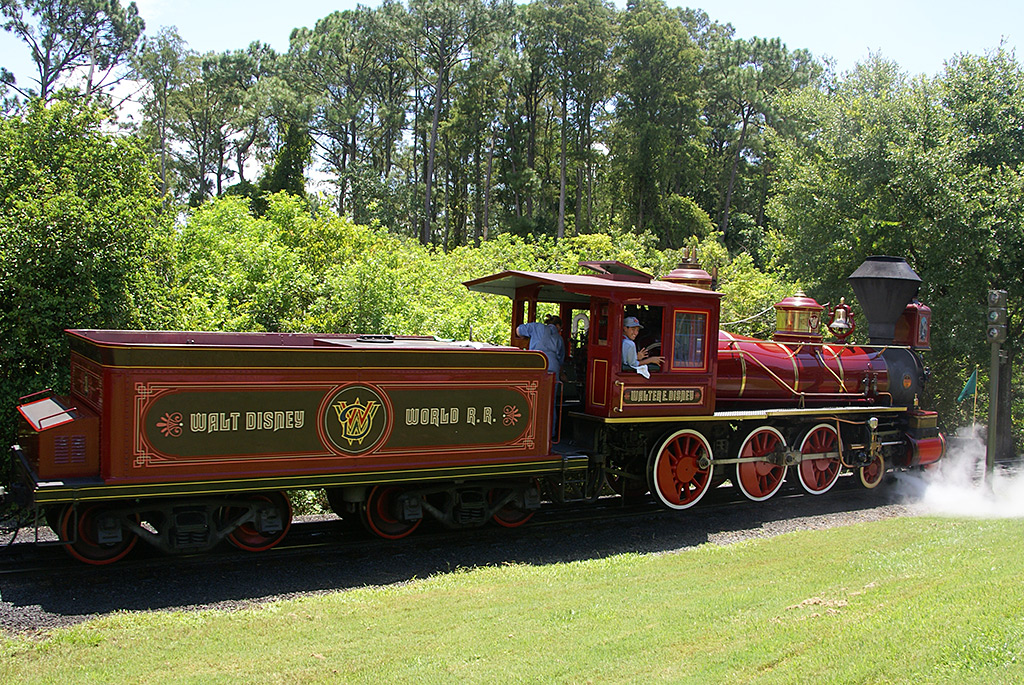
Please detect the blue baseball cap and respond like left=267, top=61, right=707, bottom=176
left=624, top=316, right=642, bottom=328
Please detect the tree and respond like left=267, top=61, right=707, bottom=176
left=215, top=42, right=280, bottom=190
left=164, top=51, right=228, bottom=205
left=541, top=0, right=614, bottom=239
left=172, top=195, right=313, bottom=332
left=705, top=35, right=818, bottom=243
left=0, top=0, right=144, bottom=101
left=362, top=0, right=413, bottom=184
left=0, top=98, right=162, bottom=454
left=492, top=2, right=553, bottom=232
left=257, top=119, right=312, bottom=205
left=291, top=7, right=379, bottom=215
left=940, top=48, right=1024, bottom=456
left=610, top=0, right=703, bottom=239
left=131, top=26, right=188, bottom=200
left=409, top=0, right=511, bottom=245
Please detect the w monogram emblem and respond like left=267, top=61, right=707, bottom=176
left=332, top=397, right=380, bottom=446
left=321, top=385, right=388, bottom=455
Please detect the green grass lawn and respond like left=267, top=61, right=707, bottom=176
left=3, top=516, right=1023, bottom=684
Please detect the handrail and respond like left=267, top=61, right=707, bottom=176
left=18, top=388, right=54, bottom=403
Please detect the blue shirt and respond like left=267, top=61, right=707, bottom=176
left=517, top=322, right=565, bottom=373
left=622, top=336, right=640, bottom=370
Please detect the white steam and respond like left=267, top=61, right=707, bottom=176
left=893, top=425, right=1024, bottom=518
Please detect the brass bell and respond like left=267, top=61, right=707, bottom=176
left=828, top=298, right=855, bottom=342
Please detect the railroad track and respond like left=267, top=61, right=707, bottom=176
left=0, top=474, right=904, bottom=579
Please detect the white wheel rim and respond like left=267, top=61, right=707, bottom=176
left=797, top=423, right=842, bottom=495
left=649, top=429, right=714, bottom=510
left=735, top=426, right=787, bottom=502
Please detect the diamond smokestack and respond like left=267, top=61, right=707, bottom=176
left=847, top=256, right=921, bottom=345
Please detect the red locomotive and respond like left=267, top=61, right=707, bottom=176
left=6, top=255, right=945, bottom=564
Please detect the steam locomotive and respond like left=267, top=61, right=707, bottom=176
left=5, top=255, right=944, bottom=564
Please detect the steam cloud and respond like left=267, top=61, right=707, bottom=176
left=894, top=425, right=1024, bottom=518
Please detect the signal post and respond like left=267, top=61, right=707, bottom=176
left=986, top=289, right=1008, bottom=479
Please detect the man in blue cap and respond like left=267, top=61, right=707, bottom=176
left=517, top=315, right=565, bottom=376
left=517, top=315, right=566, bottom=436
left=622, top=316, right=663, bottom=379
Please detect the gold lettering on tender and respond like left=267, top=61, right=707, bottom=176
left=405, top=407, right=462, bottom=426
left=188, top=409, right=306, bottom=433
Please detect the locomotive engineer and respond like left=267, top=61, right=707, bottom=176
left=516, top=315, right=566, bottom=376
left=622, top=316, right=664, bottom=379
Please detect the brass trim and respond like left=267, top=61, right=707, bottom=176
left=721, top=331, right=747, bottom=397
left=569, top=405, right=909, bottom=424
left=24, top=457, right=590, bottom=504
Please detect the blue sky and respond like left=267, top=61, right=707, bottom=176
left=1, top=0, right=1020, bottom=90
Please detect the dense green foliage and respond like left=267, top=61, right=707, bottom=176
left=0, top=99, right=164, bottom=460
left=166, top=192, right=764, bottom=343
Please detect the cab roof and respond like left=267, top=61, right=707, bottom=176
left=464, top=261, right=722, bottom=305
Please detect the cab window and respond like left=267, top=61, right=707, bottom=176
left=672, top=311, right=707, bottom=370
left=594, top=301, right=609, bottom=346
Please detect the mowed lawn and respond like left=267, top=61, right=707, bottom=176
left=2, top=516, right=1023, bottom=684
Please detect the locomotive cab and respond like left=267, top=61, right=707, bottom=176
left=465, top=260, right=722, bottom=426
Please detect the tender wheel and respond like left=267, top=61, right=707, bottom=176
left=648, top=429, right=714, bottom=510
left=859, top=453, right=886, bottom=489
left=363, top=485, right=422, bottom=539
left=59, top=503, right=139, bottom=565
left=489, top=480, right=540, bottom=528
left=223, top=491, right=292, bottom=552
left=797, top=424, right=842, bottom=495
left=735, top=426, right=787, bottom=501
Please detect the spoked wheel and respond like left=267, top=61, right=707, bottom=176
left=489, top=480, right=540, bottom=528
left=735, top=426, right=787, bottom=501
left=797, top=424, right=843, bottom=495
left=363, top=485, right=422, bottom=540
left=648, top=429, right=714, bottom=510
left=859, top=453, right=886, bottom=489
left=59, top=503, right=139, bottom=565
left=223, top=491, right=292, bottom=552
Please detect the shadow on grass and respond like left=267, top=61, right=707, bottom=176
left=1, top=477, right=912, bottom=631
